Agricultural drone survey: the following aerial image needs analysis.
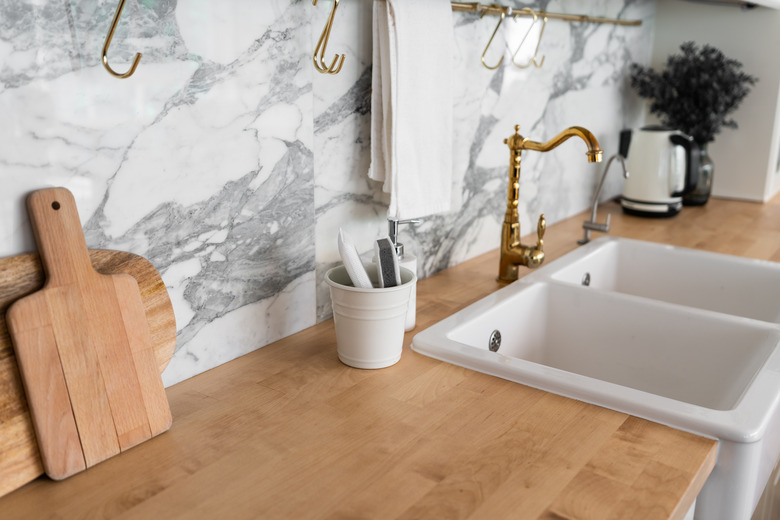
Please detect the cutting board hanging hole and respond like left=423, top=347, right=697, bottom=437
left=51, top=201, right=60, bottom=210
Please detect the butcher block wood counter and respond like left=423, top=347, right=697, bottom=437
left=9, top=195, right=780, bottom=519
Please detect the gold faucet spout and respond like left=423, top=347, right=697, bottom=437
left=519, top=126, right=603, bottom=163
left=498, top=124, right=603, bottom=282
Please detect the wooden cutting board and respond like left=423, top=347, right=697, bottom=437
left=0, top=248, right=175, bottom=497
left=4, top=188, right=175, bottom=484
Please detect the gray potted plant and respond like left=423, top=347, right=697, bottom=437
left=629, top=42, right=757, bottom=205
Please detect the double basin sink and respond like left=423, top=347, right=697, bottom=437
left=412, top=237, right=780, bottom=520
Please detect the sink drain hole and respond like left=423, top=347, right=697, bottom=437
left=488, top=330, right=502, bottom=352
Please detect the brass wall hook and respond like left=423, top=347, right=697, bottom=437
left=480, top=5, right=506, bottom=70
left=511, top=10, right=547, bottom=69
left=530, top=13, right=548, bottom=68
left=510, top=7, right=538, bottom=69
left=313, top=0, right=346, bottom=75
left=102, top=0, right=142, bottom=79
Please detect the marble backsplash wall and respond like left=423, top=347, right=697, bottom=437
left=0, top=0, right=653, bottom=386
left=313, top=0, right=655, bottom=318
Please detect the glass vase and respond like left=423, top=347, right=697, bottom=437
left=683, top=143, right=713, bottom=206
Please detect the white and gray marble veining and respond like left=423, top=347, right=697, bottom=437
left=313, top=0, right=655, bottom=321
left=2, top=0, right=315, bottom=386
left=2, top=0, right=654, bottom=385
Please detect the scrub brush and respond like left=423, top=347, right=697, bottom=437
left=374, top=237, right=401, bottom=288
left=338, top=228, right=373, bottom=289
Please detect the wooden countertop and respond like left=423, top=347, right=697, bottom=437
left=8, top=195, right=780, bottom=519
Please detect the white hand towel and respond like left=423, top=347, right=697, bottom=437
left=369, top=0, right=455, bottom=220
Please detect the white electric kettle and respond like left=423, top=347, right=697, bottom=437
left=619, top=127, right=700, bottom=217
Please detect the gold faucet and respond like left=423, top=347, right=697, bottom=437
left=498, top=125, right=603, bottom=282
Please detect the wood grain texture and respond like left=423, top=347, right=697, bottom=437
left=115, top=274, right=173, bottom=437
left=8, top=195, right=775, bottom=518
left=28, top=284, right=121, bottom=471
left=6, top=188, right=172, bottom=480
left=0, top=249, right=175, bottom=492
left=6, top=294, right=85, bottom=479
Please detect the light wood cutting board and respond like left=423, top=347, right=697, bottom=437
left=0, top=190, right=176, bottom=493
left=7, top=188, right=173, bottom=480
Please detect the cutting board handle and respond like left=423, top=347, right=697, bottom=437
left=27, top=188, right=94, bottom=287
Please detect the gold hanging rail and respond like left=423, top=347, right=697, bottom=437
left=450, top=2, right=642, bottom=27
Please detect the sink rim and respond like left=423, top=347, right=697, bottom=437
left=411, top=239, right=780, bottom=444
left=524, top=236, right=780, bottom=323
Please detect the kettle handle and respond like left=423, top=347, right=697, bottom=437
left=619, top=129, right=632, bottom=159
left=668, top=134, right=700, bottom=196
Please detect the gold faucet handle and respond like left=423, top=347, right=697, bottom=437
left=536, top=214, right=546, bottom=250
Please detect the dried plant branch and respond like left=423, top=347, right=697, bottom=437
left=630, top=42, right=757, bottom=144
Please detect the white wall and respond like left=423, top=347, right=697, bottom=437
left=652, top=0, right=780, bottom=202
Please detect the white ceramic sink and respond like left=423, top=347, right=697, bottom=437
left=543, top=237, right=780, bottom=323
left=412, top=237, right=780, bottom=520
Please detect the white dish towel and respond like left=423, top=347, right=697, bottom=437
left=369, top=0, right=455, bottom=220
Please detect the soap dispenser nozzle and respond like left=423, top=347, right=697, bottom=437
left=388, top=218, right=420, bottom=260
left=387, top=217, right=420, bottom=332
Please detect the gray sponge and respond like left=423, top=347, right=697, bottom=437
left=374, top=237, right=401, bottom=288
